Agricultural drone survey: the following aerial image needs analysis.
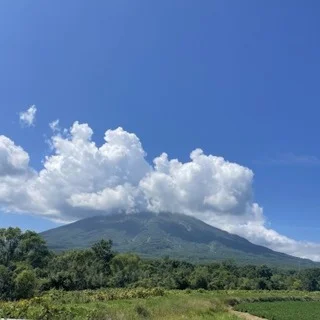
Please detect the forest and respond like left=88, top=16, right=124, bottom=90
left=1, top=227, right=320, bottom=301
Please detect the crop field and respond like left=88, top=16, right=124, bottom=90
left=1, top=289, right=320, bottom=319
left=235, top=300, right=320, bottom=320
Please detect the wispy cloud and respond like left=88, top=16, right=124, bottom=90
left=49, top=119, right=60, bottom=132
left=255, top=153, right=320, bottom=166
left=19, top=105, right=37, bottom=127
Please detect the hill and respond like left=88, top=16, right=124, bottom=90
left=41, top=211, right=318, bottom=268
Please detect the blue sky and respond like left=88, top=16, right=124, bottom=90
left=1, top=1, right=320, bottom=257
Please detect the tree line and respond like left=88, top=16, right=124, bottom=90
left=1, top=227, right=320, bottom=300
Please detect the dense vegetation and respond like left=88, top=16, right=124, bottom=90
left=2, top=227, right=320, bottom=303
left=235, top=301, right=320, bottom=320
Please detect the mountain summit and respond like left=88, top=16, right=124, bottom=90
left=41, top=212, right=317, bottom=268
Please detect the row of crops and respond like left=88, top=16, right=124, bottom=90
left=235, top=300, right=320, bottom=320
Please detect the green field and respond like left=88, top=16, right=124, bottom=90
left=2, top=289, right=320, bottom=320
left=0, top=289, right=237, bottom=320
left=235, top=300, right=320, bottom=320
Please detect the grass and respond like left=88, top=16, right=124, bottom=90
left=79, top=294, right=239, bottom=320
left=2, top=289, right=320, bottom=319
left=0, top=290, right=238, bottom=320
left=235, top=300, right=320, bottom=320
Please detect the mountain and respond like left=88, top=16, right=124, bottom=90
left=41, top=211, right=318, bottom=268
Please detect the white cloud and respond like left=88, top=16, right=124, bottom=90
left=0, top=136, right=36, bottom=213
left=19, top=105, right=37, bottom=127
left=0, top=136, right=30, bottom=176
left=140, top=150, right=256, bottom=218
left=49, top=119, right=60, bottom=132
left=1, top=122, right=320, bottom=261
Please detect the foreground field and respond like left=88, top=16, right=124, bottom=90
left=235, top=300, right=320, bottom=320
left=0, top=289, right=238, bottom=320
left=1, top=289, right=320, bottom=319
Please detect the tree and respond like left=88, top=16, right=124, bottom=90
left=18, top=231, right=50, bottom=268
left=270, top=274, right=286, bottom=290
left=189, top=266, right=209, bottom=289
left=0, top=228, right=50, bottom=268
left=92, top=239, right=114, bottom=273
left=0, top=228, right=22, bottom=266
left=47, top=249, right=98, bottom=290
left=110, top=253, right=141, bottom=287
left=300, top=269, right=320, bottom=291
left=0, top=264, right=13, bottom=299
left=257, top=265, right=273, bottom=280
left=14, top=269, right=37, bottom=299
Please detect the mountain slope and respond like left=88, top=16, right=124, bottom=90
left=41, top=211, right=317, bottom=268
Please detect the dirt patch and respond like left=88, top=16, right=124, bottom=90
left=229, top=309, right=267, bottom=320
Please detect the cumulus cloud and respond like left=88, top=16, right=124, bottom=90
left=19, top=105, right=37, bottom=127
left=0, top=136, right=30, bottom=176
left=1, top=122, right=320, bottom=260
left=0, top=136, right=36, bottom=213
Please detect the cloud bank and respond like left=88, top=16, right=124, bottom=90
left=19, top=105, right=37, bottom=127
left=1, top=122, right=320, bottom=261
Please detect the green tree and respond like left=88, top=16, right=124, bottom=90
left=0, top=228, right=22, bottom=266
left=189, top=266, right=209, bottom=289
left=0, top=264, right=13, bottom=299
left=48, top=249, right=98, bottom=290
left=92, top=239, right=114, bottom=273
left=110, top=253, right=142, bottom=287
left=18, top=231, right=50, bottom=268
left=257, top=265, right=273, bottom=280
left=14, top=269, right=37, bottom=299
